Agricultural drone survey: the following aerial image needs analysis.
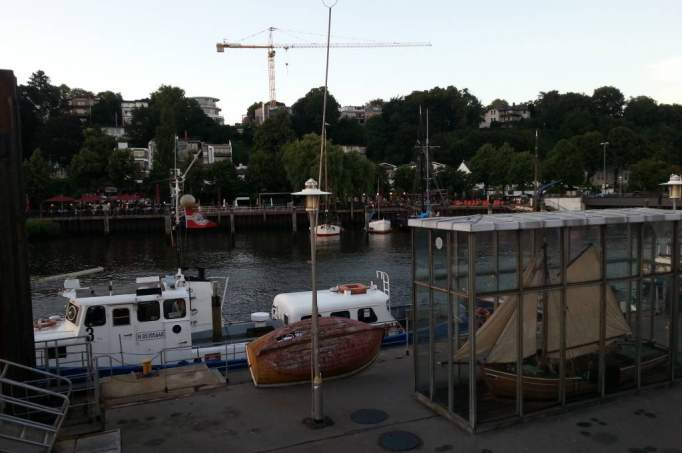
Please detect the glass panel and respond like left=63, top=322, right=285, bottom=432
left=452, top=232, right=469, bottom=294
left=640, top=276, right=672, bottom=386
left=605, top=281, right=638, bottom=393
left=567, top=226, right=601, bottom=283
left=415, top=229, right=429, bottom=283
left=497, top=230, right=518, bottom=292
left=522, top=229, right=561, bottom=287
left=451, top=296, right=469, bottom=419
left=414, top=285, right=430, bottom=395
left=606, top=224, right=632, bottom=279
left=432, top=231, right=448, bottom=290
left=676, top=280, right=682, bottom=379
left=475, top=231, right=497, bottom=294
left=432, top=291, right=449, bottom=407
left=477, top=295, right=517, bottom=423
left=642, top=222, right=673, bottom=275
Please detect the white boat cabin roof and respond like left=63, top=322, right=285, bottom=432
left=273, top=287, right=388, bottom=321
left=69, top=288, right=188, bottom=307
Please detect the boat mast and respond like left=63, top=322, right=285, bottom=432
left=425, top=108, right=431, bottom=216
left=318, top=6, right=333, bottom=221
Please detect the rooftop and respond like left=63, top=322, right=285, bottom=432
left=408, top=208, right=682, bottom=232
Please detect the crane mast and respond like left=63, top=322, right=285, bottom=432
left=216, top=28, right=430, bottom=107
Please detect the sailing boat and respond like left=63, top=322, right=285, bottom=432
left=315, top=127, right=342, bottom=237
left=454, top=245, right=667, bottom=400
left=368, top=178, right=391, bottom=234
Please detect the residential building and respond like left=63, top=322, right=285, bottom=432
left=339, top=103, right=383, bottom=124
left=251, top=102, right=290, bottom=126
left=340, top=145, right=367, bottom=155
left=117, top=142, right=153, bottom=175
left=479, top=104, right=531, bottom=128
left=150, top=138, right=233, bottom=166
left=235, top=163, right=248, bottom=181
left=457, top=161, right=471, bottom=174
left=121, top=99, right=149, bottom=127
left=191, top=96, right=224, bottom=125
left=378, top=162, right=398, bottom=187
left=67, top=93, right=97, bottom=119
left=102, top=127, right=125, bottom=139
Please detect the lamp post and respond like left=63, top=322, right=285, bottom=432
left=293, top=178, right=331, bottom=427
left=600, top=141, right=609, bottom=195
left=661, top=174, right=682, bottom=210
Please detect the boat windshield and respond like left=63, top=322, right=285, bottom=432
left=66, top=302, right=80, bottom=324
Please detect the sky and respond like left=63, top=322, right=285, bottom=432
left=2, top=0, right=681, bottom=124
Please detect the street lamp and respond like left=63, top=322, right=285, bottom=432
left=292, top=178, right=332, bottom=427
left=661, top=174, right=682, bottom=210
left=600, top=141, right=609, bottom=195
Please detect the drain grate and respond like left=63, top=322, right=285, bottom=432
left=378, top=430, right=422, bottom=451
left=351, top=409, right=389, bottom=425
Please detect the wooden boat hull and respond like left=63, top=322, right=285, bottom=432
left=482, top=343, right=669, bottom=400
left=246, top=317, right=384, bottom=387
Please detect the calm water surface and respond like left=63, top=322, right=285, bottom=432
left=28, top=230, right=412, bottom=320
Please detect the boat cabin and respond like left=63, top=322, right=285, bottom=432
left=272, top=284, right=392, bottom=326
left=409, top=208, right=682, bottom=432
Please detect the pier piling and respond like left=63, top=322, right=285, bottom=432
left=0, top=70, right=35, bottom=366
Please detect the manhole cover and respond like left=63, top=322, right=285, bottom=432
left=378, top=430, right=422, bottom=451
left=351, top=409, right=389, bottom=425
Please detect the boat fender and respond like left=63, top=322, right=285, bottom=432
left=338, top=283, right=368, bottom=295
left=34, top=319, right=57, bottom=330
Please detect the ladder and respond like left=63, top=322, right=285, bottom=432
left=0, top=359, right=72, bottom=453
left=376, top=270, right=391, bottom=310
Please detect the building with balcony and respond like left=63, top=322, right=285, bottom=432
left=117, top=142, right=153, bottom=175
left=121, top=99, right=149, bottom=127
left=479, top=105, right=531, bottom=128
left=191, top=96, right=224, bottom=125
left=67, top=93, right=97, bottom=119
left=339, top=103, right=383, bottom=124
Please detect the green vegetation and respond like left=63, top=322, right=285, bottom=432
left=17, top=70, right=682, bottom=207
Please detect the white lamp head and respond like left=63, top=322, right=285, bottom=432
left=661, top=174, right=682, bottom=200
left=292, top=178, right=331, bottom=211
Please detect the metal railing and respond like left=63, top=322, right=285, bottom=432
left=0, top=359, right=72, bottom=453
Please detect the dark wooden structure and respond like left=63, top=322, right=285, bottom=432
left=0, top=70, right=35, bottom=366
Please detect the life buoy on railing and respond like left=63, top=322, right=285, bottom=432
left=33, top=319, right=57, bottom=330
left=338, top=283, right=368, bottom=295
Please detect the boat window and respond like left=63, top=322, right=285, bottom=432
left=301, top=314, right=321, bottom=321
left=284, top=315, right=289, bottom=325
left=84, top=305, right=106, bottom=327
left=163, top=299, right=186, bottom=319
left=66, top=303, right=79, bottom=324
left=331, top=310, right=350, bottom=318
left=137, top=301, right=160, bottom=322
left=112, top=308, right=130, bottom=326
left=358, top=307, right=378, bottom=323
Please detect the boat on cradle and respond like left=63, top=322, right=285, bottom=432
left=246, top=317, right=384, bottom=386
left=454, top=245, right=668, bottom=400
left=368, top=219, right=391, bottom=234
left=270, top=272, right=407, bottom=347
left=33, top=269, right=280, bottom=375
left=315, top=223, right=342, bottom=237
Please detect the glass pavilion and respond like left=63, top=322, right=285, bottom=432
left=409, top=208, right=681, bottom=431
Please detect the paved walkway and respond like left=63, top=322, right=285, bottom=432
left=105, top=350, right=682, bottom=452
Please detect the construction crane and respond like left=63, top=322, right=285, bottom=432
left=216, top=27, right=431, bottom=107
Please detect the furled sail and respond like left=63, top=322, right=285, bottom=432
left=454, top=245, right=632, bottom=364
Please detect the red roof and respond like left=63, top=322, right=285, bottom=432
left=78, top=194, right=105, bottom=203
left=45, top=195, right=76, bottom=203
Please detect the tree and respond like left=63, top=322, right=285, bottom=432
left=627, top=159, right=671, bottom=192
left=253, top=111, right=296, bottom=154
left=330, top=117, right=366, bottom=146
left=38, top=115, right=84, bottom=166
left=591, top=86, right=624, bottom=117
left=469, top=143, right=513, bottom=189
left=392, top=165, right=417, bottom=194
left=570, top=131, right=604, bottom=177
left=542, top=139, right=585, bottom=186
left=22, top=149, right=52, bottom=205
left=282, top=134, right=320, bottom=191
left=19, top=70, right=68, bottom=121
left=506, top=151, right=534, bottom=188
left=291, top=87, right=340, bottom=137
left=92, top=91, right=123, bottom=126
left=608, top=126, right=643, bottom=175
left=69, top=128, right=116, bottom=192
left=108, top=149, right=138, bottom=191
left=436, top=167, right=473, bottom=197
left=246, top=149, right=290, bottom=193
left=489, top=99, right=509, bottom=110
left=624, top=96, right=659, bottom=127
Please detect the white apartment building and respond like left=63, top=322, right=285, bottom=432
left=479, top=105, right=531, bottom=128
left=121, top=99, right=149, bottom=127
left=191, top=97, right=224, bottom=124
left=339, top=104, right=382, bottom=124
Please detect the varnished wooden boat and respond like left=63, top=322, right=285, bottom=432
left=246, top=317, right=384, bottom=387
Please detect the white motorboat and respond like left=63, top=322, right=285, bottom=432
left=316, top=223, right=342, bottom=237
left=33, top=269, right=279, bottom=374
left=368, top=219, right=391, bottom=234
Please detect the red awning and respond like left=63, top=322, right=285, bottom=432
left=45, top=195, right=76, bottom=203
left=78, top=194, right=104, bottom=203
left=111, top=193, right=141, bottom=202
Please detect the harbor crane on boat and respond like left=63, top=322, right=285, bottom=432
left=216, top=27, right=431, bottom=107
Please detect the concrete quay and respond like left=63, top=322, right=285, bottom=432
left=103, top=349, right=682, bottom=452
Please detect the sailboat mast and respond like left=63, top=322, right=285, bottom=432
left=425, top=109, right=431, bottom=215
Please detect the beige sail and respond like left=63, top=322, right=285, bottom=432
left=453, top=256, right=543, bottom=363
left=454, top=245, right=632, bottom=364
left=545, top=246, right=632, bottom=359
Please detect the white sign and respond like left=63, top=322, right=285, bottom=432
left=136, top=330, right=165, bottom=342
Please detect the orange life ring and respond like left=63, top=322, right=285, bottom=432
left=338, top=283, right=368, bottom=295
left=34, top=319, right=57, bottom=330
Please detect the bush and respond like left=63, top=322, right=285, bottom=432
left=25, top=219, right=61, bottom=240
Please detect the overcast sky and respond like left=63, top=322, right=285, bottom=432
left=2, top=0, right=681, bottom=124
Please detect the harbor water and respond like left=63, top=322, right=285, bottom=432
left=28, top=230, right=412, bottom=320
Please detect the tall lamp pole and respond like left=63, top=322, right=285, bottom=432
left=661, top=174, right=682, bottom=210
left=600, top=141, right=609, bottom=195
left=293, top=178, right=331, bottom=427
